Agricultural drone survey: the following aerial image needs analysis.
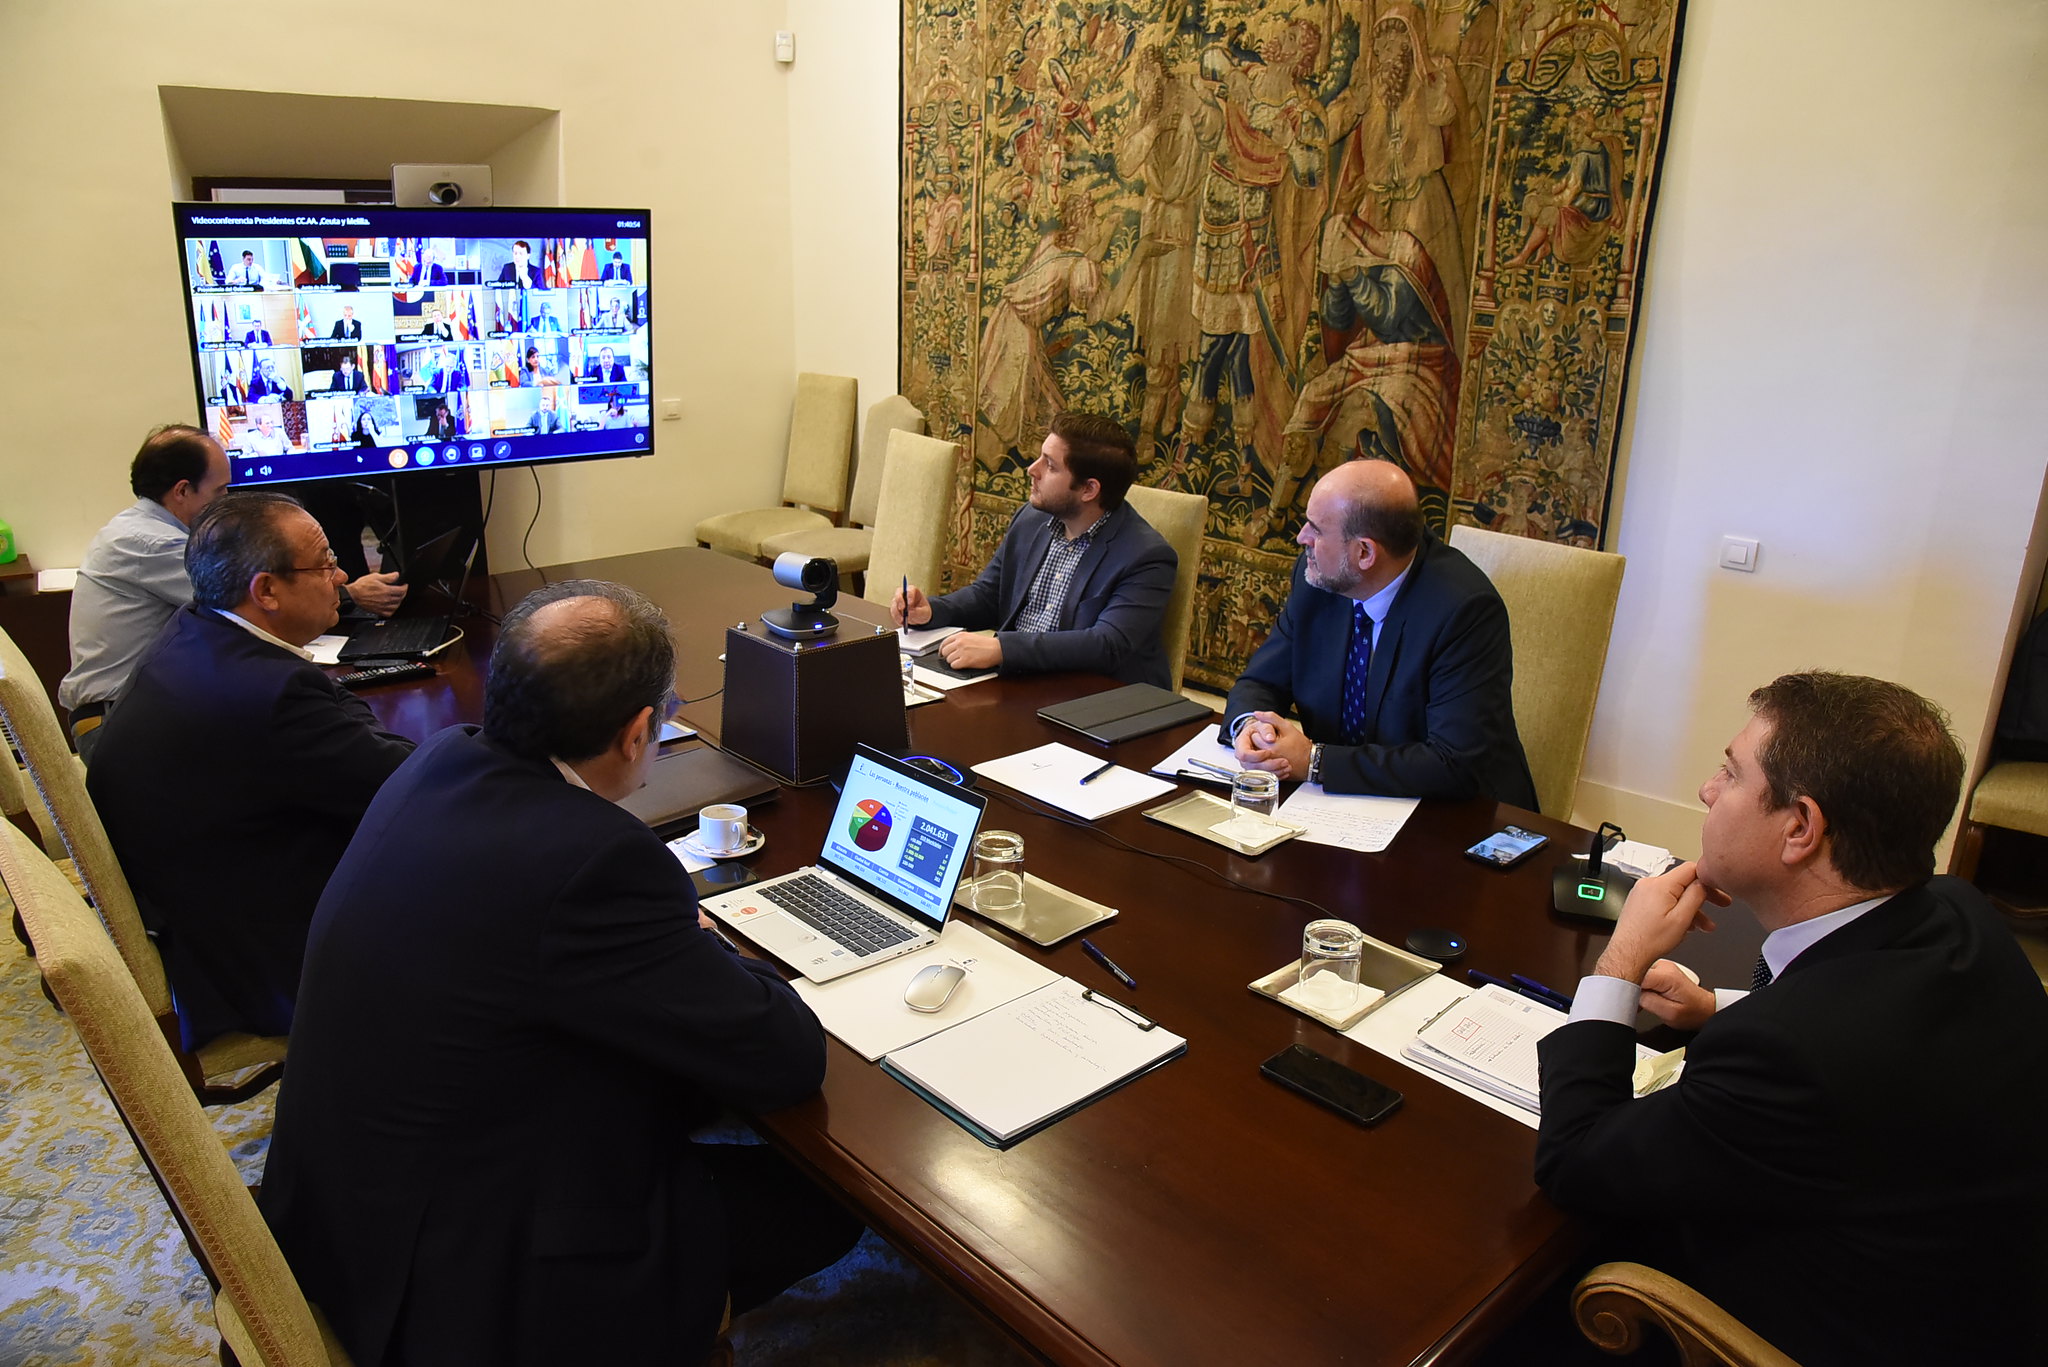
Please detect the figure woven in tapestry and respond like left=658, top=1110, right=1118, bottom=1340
left=902, top=0, right=1683, bottom=689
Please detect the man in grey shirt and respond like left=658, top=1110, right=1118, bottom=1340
left=61, top=424, right=406, bottom=760
left=61, top=426, right=232, bottom=760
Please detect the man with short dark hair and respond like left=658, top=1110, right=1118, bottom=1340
left=87, top=493, right=415, bottom=1046
left=1536, top=672, right=2048, bottom=1364
left=496, top=238, right=541, bottom=289
left=1222, top=459, right=1535, bottom=803
left=60, top=426, right=233, bottom=759
left=892, top=412, right=1178, bottom=686
left=262, top=580, right=859, bottom=1366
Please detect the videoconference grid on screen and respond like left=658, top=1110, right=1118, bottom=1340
left=172, top=204, right=652, bottom=486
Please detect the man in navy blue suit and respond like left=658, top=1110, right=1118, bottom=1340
left=261, top=579, right=860, bottom=1366
left=243, top=326, right=272, bottom=346
left=1222, top=459, right=1535, bottom=804
left=893, top=412, right=1177, bottom=687
left=413, top=245, right=449, bottom=287
left=495, top=239, right=543, bottom=289
left=328, top=304, right=363, bottom=339
left=327, top=352, right=367, bottom=393
left=584, top=345, right=629, bottom=383
left=87, top=493, right=415, bottom=1046
left=1535, top=673, right=2048, bottom=1364
left=601, top=249, right=631, bottom=282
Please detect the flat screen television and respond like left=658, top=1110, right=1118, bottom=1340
left=171, top=203, right=653, bottom=487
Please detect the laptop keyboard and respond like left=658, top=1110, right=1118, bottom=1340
left=767, top=874, right=918, bottom=957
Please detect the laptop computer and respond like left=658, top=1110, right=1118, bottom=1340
left=701, top=744, right=987, bottom=983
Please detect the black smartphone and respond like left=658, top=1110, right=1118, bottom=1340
left=1260, top=1044, right=1404, bottom=1126
left=1464, top=824, right=1549, bottom=869
left=689, top=864, right=758, bottom=900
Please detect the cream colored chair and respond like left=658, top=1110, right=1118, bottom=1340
left=760, top=395, right=925, bottom=591
left=1448, top=525, right=1625, bottom=821
left=0, top=821, right=352, bottom=1367
left=0, top=624, right=285, bottom=1101
left=1573, top=1261, right=1796, bottom=1366
left=864, top=430, right=962, bottom=608
left=694, top=373, right=859, bottom=559
left=1122, top=485, right=1210, bottom=693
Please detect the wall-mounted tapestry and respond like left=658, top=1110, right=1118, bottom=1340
left=901, top=0, right=1683, bottom=690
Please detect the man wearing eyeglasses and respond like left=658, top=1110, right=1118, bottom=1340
left=88, top=492, right=416, bottom=1049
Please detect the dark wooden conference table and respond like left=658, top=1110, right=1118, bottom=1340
left=358, top=546, right=1760, bottom=1367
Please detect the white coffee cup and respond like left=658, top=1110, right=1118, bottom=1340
left=698, top=804, right=749, bottom=854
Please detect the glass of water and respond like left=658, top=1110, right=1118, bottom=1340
left=1231, top=768, right=1281, bottom=822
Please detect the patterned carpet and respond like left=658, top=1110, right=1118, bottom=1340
left=0, top=900, right=1030, bottom=1366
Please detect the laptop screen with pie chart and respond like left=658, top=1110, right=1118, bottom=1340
left=818, top=746, right=985, bottom=930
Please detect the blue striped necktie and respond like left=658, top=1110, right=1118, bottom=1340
left=1341, top=601, right=1373, bottom=745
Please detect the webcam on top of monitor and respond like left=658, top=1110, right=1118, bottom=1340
left=393, top=163, right=494, bottom=208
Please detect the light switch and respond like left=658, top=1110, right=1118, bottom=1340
left=1719, top=536, right=1760, bottom=573
left=774, top=30, right=795, bottom=63
left=660, top=398, right=682, bottom=422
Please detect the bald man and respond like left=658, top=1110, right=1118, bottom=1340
left=263, top=580, right=858, bottom=1367
left=1222, top=460, right=1536, bottom=805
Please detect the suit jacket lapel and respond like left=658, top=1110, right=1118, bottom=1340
left=1059, top=505, right=1125, bottom=628
left=1363, top=535, right=1433, bottom=725
left=1001, top=514, right=1056, bottom=629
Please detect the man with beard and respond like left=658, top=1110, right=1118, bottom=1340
left=1222, top=459, right=1535, bottom=803
left=891, top=412, right=1177, bottom=688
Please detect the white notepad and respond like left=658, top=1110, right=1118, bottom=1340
left=882, top=978, right=1186, bottom=1146
left=973, top=742, right=1175, bottom=820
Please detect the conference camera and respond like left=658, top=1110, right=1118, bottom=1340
left=427, top=181, right=466, bottom=207
left=772, top=553, right=837, bottom=595
left=762, top=553, right=840, bottom=640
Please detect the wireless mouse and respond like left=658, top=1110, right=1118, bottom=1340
left=904, top=963, right=967, bottom=1013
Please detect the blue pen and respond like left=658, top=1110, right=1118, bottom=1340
left=1466, top=969, right=1514, bottom=994
left=1510, top=973, right=1574, bottom=1009
left=1078, top=759, right=1115, bottom=785
left=1081, top=938, right=1137, bottom=988
left=901, top=574, right=911, bottom=625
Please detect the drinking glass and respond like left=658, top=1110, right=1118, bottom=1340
left=968, top=830, right=1025, bottom=912
left=1297, top=919, right=1365, bottom=1013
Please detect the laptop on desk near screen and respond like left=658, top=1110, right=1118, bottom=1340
left=701, top=744, right=987, bottom=983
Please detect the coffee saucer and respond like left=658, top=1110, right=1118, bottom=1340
left=679, top=827, right=766, bottom=861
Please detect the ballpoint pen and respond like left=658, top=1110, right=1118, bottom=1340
left=1078, top=759, right=1115, bottom=785
left=1081, top=938, right=1137, bottom=988
left=901, top=574, right=910, bottom=627
left=1510, top=973, right=1574, bottom=1009
left=1183, top=756, right=1237, bottom=779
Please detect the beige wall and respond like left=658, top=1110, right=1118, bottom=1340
left=0, top=0, right=800, bottom=573
left=7, top=1, right=2045, bottom=856
left=780, top=0, right=2048, bottom=857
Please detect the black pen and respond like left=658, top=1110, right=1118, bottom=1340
left=1510, top=973, right=1574, bottom=1009
left=1078, top=759, right=1115, bottom=785
left=1081, top=938, right=1137, bottom=988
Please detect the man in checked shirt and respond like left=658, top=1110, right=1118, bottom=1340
left=892, top=412, right=1178, bottom=688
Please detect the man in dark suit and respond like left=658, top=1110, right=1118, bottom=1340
left=243, top=326, right=272, bottom=346
left=413, top=246, right=449, bottom=287
left=329, top=304, right=363, bottom=339
left=1222, top=460, right=1534, bottom=804
left=601, top=249, right=631, bottom=282
left=583, top=345, right=629, bottom=383
left=496, top=238, right=543, bottom=289
left=327, top=353, right=367, bottom=393
left=1535, top=672, right=2048, bottom=1365
left=261, top=580, right=860, bottom=1366
left=893, top=412, right=1177, bottom=687
left=87, top=493, right=414, bottom=1047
